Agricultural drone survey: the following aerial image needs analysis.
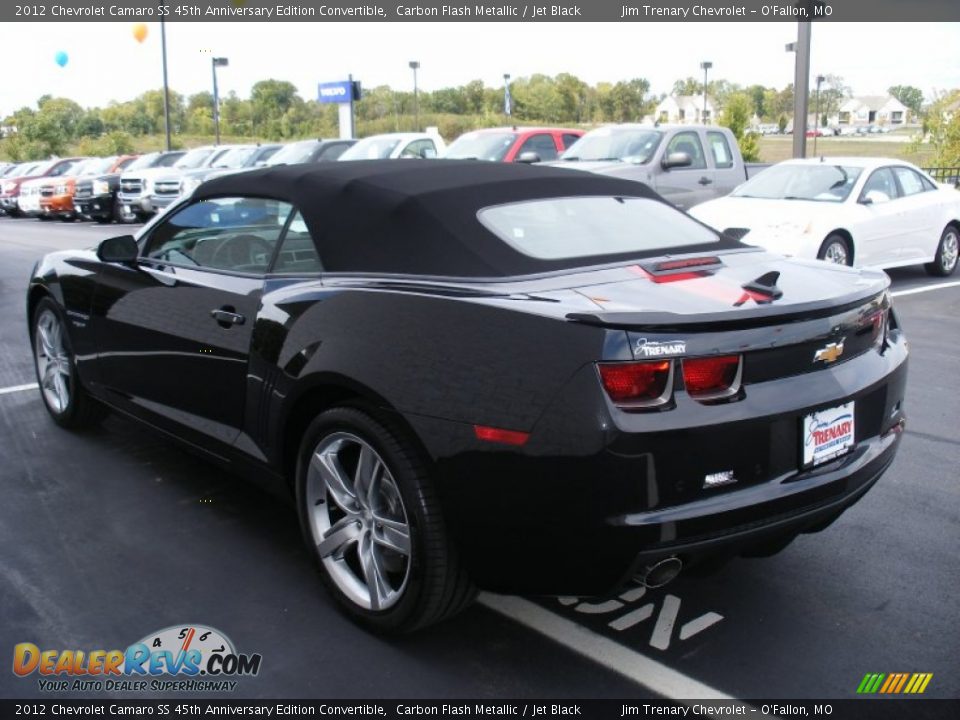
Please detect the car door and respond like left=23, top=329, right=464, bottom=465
left=91, top=196, right=294, bottom=455
left=890, top=166, right=941, bottom=263
left=852, top=167, right=907, bottom=267
left=399, top=139, right=437, bottom=159
left=656, top=131, right=714, bottom=210
left=705, top=130, right=741, bottom=197
left=515, top=133, right=561, bottom=162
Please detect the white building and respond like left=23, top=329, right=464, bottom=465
left=835, top=96, right=910, bottom=127
left=655, top=95, right=716, bottom=125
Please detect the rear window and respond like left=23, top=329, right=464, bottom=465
left=478, top=196, right=719, bottom=260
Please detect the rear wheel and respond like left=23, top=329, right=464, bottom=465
left=295, top=406, right=474, bottom=633
left=32, top=298, right=109, bottom=429
left=817, top=234, right=852, bottom=266
left=925, top=225, right=959, bottom=277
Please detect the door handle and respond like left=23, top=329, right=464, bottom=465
left=698, top=176, right=713, bottom=186
left=210, top=308, right=246, bottom=326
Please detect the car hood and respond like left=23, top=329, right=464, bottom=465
left=690, top=196, right=846, bottom=233
left=121, top=167, right=180, bottom=181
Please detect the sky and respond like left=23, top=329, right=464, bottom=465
left=2, top=21, right=958, bottom=116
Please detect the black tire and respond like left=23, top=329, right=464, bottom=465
left=109, top=195, right=127, bottom=224
left=817, top=234, right=853, bottom=266
left=295, top=405, right=474, bottom=633
left=924, top=225, right=959, bottom=277
left=31, top=297, right=109, bottom=429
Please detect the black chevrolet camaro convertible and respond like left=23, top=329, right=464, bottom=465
left=28, top=160, right=907, bottom=632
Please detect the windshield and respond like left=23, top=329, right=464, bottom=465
left=266, top=141, right=317, bottom=166
left=479, top=196, right=719, bottom=260
left=212, top=146, right=257, bottom=168
left=732, top=164, right=864, bottom=202
left=76, top=157, right=114, bottom=176
left=174, top=148, right=215, bottom=169
left=561, top=129, right=662, bottom=163
left=125, top=153, right=159, bottom=170
left=445, top=132, right=516, bottom=161
left=48, top=160, right=84, bottom=177
left=339, top=137, right=402, bottom=161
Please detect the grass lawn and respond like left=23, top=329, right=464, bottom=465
left=757, top=135, right=935, bottom=167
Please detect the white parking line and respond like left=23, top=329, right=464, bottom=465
left=478, top=593, right=734, bottom=699
left=0, top=383, right=38, bottom=396
left=891, top=280, right=960, bottom=298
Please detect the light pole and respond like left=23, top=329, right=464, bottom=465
left=160, top=20, right=171, bottom=151
left=503, top=73, right=512, bottom=119
left=813, top=74, right=825, bottom=156
left=212, top=57, right=229, bottom=145
left=699, top=61, right=712, bottom=123
left=786, top=21, right=812, bottom=158
left=409, top=60, right=420, bottom=131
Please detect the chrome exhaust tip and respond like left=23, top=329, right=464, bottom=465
left=635, top=557, right=683, bottom=589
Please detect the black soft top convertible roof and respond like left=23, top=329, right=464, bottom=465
left=195, top=159, right=733, bottom=278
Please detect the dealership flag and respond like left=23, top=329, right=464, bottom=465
left=504, top=85, right=512, bottom=116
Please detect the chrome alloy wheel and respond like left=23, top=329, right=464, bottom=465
left=823, top=240, right=849, bottom=265
left=34, top=309, right=72, bottom=414
left=306, top=432, right=411, bottom=611
left=941, top=228, right=958, bottom=274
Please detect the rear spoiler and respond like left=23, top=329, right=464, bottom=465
left=566, top=285, right=889, bottom=332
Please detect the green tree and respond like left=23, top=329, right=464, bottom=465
left=719, top=92, right=760, bottom=161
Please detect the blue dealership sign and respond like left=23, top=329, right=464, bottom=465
left=318, top=81, right=361, bottom=103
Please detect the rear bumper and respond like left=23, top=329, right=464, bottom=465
left=406, top=332, right=908, bottom=597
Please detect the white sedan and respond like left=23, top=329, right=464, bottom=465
left=689, top=157, right=960, bottom=277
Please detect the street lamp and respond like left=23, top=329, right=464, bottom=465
left=786, top=21, right=812, bottom=158
left=409, top=60, right=420, bottom=131
left=211, top=56, right=229, bottom=145
left=503, top=73, right=512, bottom=118
left=813, top=74, right=825, bottom=156
left=699, top=61, right=712, bottom=123
left=160, top=20, right=171, bottom=151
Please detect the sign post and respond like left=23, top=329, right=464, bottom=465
left=318, top=79, right=362, bottom=140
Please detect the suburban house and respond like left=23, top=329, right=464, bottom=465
left=655, top=95, right=716, bottom=125
left=835, top=95, right=910, bottom=127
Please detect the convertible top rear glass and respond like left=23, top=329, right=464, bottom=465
left=194, top=159, right=740, bottom=278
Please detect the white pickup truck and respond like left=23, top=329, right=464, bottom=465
left=543, top=124, right=768, bottom=210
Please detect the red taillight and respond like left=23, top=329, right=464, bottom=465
left=682, top=355, right=741, bottom=399
left=474, top=425, right=530, bottom=446
left=865, top=308, right=888, bottom=349
left=598, top=361, right=672, bottom=406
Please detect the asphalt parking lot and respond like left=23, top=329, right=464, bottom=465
left=0, top=217, right=957, bottom=702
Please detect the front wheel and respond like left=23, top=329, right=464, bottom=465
left=32, top=298, right=109, bottom=429
left=295, top=406, right=474, bottom=633
left=817, top=234, right=853, bottom=266
left=925, top=225, right=959, bottom=277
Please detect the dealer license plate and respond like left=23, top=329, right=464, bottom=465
left=123, top=205, right=131, bottom=215
left=802, top=402, right=855, bottom=467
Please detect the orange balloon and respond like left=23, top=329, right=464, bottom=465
left=132, top=23, right=148, bottom=43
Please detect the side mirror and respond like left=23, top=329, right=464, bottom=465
left=662, top=151, right=693, bottom=169
left=97, top=235, right=138, bottom=264
left=516, top=151, right=541, bottom=164
left=861, top=190, right=891, bottom=205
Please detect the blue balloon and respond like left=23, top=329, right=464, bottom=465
left=54, top=51, right=68, bottom=68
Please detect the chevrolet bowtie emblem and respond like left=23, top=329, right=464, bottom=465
left=814, top=340, right=845, bottom=364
